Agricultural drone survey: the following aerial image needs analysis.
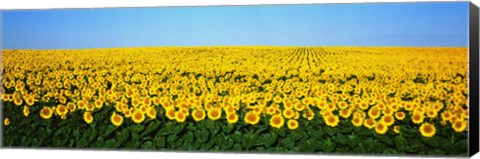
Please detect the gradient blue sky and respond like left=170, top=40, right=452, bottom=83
left=2, top=2, right=470, bottom=49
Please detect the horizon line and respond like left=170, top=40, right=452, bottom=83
left=1, top=45, right=469, bottom=50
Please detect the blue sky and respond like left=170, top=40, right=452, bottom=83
left=2, top=2, right=470, bottom=49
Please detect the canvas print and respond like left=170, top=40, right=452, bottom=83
left=1, top=1, right=474, bottom=157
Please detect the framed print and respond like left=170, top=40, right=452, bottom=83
left=1, top=1, right=479, bottom=158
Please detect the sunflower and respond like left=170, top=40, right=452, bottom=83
left=131, top=98, right=140, bottom=107
left=411, top=113, right=424, bottom=124
left=13, top=96, right=23, bottom=106
left=110, top=112, right=124, bottom=127
left=325, top=115, right=339, bottom=127
left=363, top=118, right=376, bottom=129
left=283, top=109, right=295, bottom=119
left=152, top=97, right=161, bottom=106
left=40, top=107, right=53, bottom=119
left=302, top=109, right=315, bottom=121
left=84, top=111, right=94, bottom=124
left=224, top=105, right=236, bottom=114
left=165, top=108, right=176, bottom=120
left=192, top=109, right=206, bottom=122
left=208, top=108, right=222, bottom=121
left=146, top=107, right=157, bottom=119
left=368, top=108, right=381, bottom=119
left=23, top=106, right=30, bottom=117
left=175, top=111, right=187, bottom=123
left=142, top=97, right=152, bottom=106
left=419, top=123, right=436, bottom=138
left=326, top=103, right=337, bottom=111
left=226, top=113, right=239, bottom=124
left=131, top=110, right=145, bottom=124
left=393, top=125, right=400, bottom=134
left=66, top=102, right=76, bottom=112
left=381, top=115, right=395, bottom=126
left=452, top=120, right=467, bottom=132
left=440, top=119, right=447, bottom=126
left=4, top=117, right=10, bottom=126
left=56, top=105, right=68, bottom=116
left=85, top=103, right=95, bottom=111
left=294, top=103, right=305, bottom=111
left=359, top=102, right=369, bottom=110
left=287, top=119, right=299, bottom=130
left=375, top=122, right=388, bottom=135
left=441, top=111, right=452, bottom=122
left=115, top=103, right=124, bottom=112
left=123, top=108, right=132, bottom=118
left=244, top=111, right=260, bottom=125
left=339, top=109, right=352, bottom=118
left=94, top=99, right=103, bottom=108
left=272, top=95, right=282, bottom=104
left=425, top=109, right=437, bottom=119
left=394, top=111, right=405, bottom=120
left=77, top=100, right=86, bottom=110
left=269, top=114, right=285, bottom=128
left=25, top=96, right=35, bottom=106
left=59, top=96, right=67, bottom=104
left=351, top=116, right=363, bottom=127
left=382, top=108, right=394, bottom=116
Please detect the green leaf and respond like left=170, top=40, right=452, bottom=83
left=131, top=125, right=145, bottom=133
left=202, top=139, right=215, bottom=150
left=298, top=138, right=317, bottom=153
left=333, top=133, right=348, bottom=145
left=321, top=138, right=336, bottom=153
left=141, top=141, right=154, bottom=149
left=394, top=136, right=406, bottom=152
left=346, top=134, right=360, bottom=148
left=153, top=136, right=166, bottom=148
left=324, top=126, right=336, bottom=136
left=141, top=121, right=161, bottom=137
left=260, top=133, right=278, bottom=147
left=194, top=129, right=209, bottom=143
left=222, top=124, right=234, bottom=134
left=101, top=125, right=116, bottom=138
left=223, top=138, right=235, bottom=150
left=242, top=132, right=257, bottom=150
left=213, top=134, right=226, bottom=148
left=374, top=134, right=393, bottom=146
left=184, top=132, right=194, bottom=144
left=105, top=139, right=117, bottom=148
left=356, top=128, right=372, bottom=136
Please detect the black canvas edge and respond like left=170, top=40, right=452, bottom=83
left=469, top=1, right=479, bottom=157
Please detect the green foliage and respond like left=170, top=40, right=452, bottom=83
left=2, top=102, right=469, bottom=157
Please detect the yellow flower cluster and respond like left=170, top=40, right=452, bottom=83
left=1, top=47, right=469, bottom=137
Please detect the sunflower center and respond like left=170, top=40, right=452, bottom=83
left=328, top=116, right=336, bottom=123
left=354, top=118, right=360, bottom=123
left=247, top=114, right=257, bottom=122
left=424, top=125, right=432, bottom=133
left=273, top=117, right=281, bottom=125
left=134, top=113, right=142, bottom=120
left=178, top=113, right=184, bottom=119
left=211, top=110, right=219, bottom=117
left=384, top=116, right=392, bottom=123
left=228, top=114, right=236, bottom=120
left=454, top=122, right=463, bottom=129
left=168, top=110, right=175, bottom=117
left=290, top=122, right=297, bottom=127
left=42, top=109, right=50, bottom=115
left=195, top=111, right=203, bottom=118
left=413, top=115, right=420, bottom=120
left=114, top=116, right=121, bottom=122
left=376, top=123, right=384, bottom=130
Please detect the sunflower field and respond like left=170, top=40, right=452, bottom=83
left=1, top=47, right=469, bottom=156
